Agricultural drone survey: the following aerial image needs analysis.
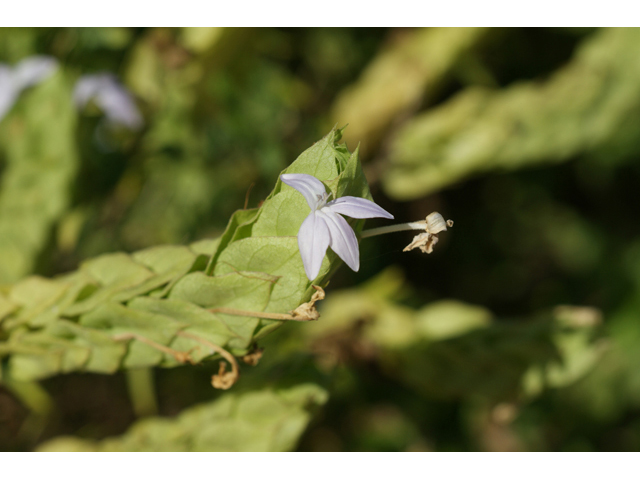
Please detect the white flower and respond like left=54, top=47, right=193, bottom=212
left=13, top=56, right=58, bottom=89
left=0, top=65, right=15, bottom=121
left=280, top=173, right=394, bottom=281
left=73, top=73, right=142, bottom=129
left=0, top=55, right=58, bottom=122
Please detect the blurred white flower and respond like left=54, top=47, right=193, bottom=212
left=0, top=55, right=58, bottom=121
left=73, top=73, right=142, bottom=129
left=13, top=56, right=59, bottom=89
left=0, top=66, right=15, bottom=121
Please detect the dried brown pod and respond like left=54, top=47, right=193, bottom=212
left=403, top=212, right=453, bottom=254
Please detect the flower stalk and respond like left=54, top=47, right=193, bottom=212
left=360, top=212, right=454, bottom=254
left=360, top=221, right=429, bottom=238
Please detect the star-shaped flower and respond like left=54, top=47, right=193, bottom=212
left=280, top=173, right=394, bottom=281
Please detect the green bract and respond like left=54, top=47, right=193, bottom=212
left=0, top=128, right=372, bottom=383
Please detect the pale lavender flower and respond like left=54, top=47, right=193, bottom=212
left=73, top=73, right=142, bottom=129
left=13, top=56, right=58, bottom=88
left=281, top=173, right=394, bottom=281
left=0, top=65, right=15, bottom=121
left=0, top=55, right=58, bottom=122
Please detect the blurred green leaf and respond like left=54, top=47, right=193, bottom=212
left=303, top=268, right=604, bottom=403
left=332, top=27, right=489, bottom=156
left=383, top=28, right=640, bottom=199
left=37, top=383, right=328, bottom=452
left=0, top=70, right=78, bottom=282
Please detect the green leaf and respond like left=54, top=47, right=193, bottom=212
left=62, top=253, right=154, bottom=316
left=37, top=383, right=329, bottom=452
left=132, top=245, right=197, bottom=274
left=188, top=238, right=221, bottom=256
left=0, top=129, right=374, bottom=383
left=214, top=237, right=310, bottom=314
left=204, top=208, right=261, bottom=275
left=414, top=300, right=492, bottom=341
left=301, top=268, right=604, bottom=402
left=0, top=70, right=79, bottom=282
left=0, top=294, right=18, bottom=323
left=128, top=297, right=237, bottom=361
left=382, top=28, right=640, bottom=199
left=170, top=271, right=277, bottom=309
left=331, top=27, right=490, bottom=157
left=170, top=271, right=278, bottom=351
left=48, top=320, right=127, bottom=375
left=80, top=302, right=186, bottom=369
left=9, top=276, right=69, bottom=310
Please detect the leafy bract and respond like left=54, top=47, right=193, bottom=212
left=37, top=383, right=328, bottom=452
left=0, top=129, right=372, bottom=383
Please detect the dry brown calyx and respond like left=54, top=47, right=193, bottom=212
left=211, top=361, right=238, bottom=390
left=242, top=347, right=265, bottom=366
left=288, top=285, right=325, bottom=321
left=403, top=212, right=454, bottom=254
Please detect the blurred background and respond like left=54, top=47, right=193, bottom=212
left=2, top=27, right=640, bottom=451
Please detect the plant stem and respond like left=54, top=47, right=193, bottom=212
left=360, top=221, right=426, bottom=239
left=177, top=332, right=240, bottom=390
left=126, top=368, right=158, bottom=417
left=209, top=306, right=313, bottom=322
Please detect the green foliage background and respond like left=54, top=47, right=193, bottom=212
left=1, top=27, right=640, bottom=452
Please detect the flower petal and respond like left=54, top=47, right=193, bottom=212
left=98, top=79, right=143, bottom=129
left=0, top=66, right=18, bottom=122
left=298, top=211, right=331, bottom=280
left=13, top=56, right=58, bottom=89
left=318, top=209, right=360, bottom=272
left=280, top=173, right=327, bottom=211
left=73, top=73, right=142, bottom=129
left=325, top=196, right=394, bottom=220
left=73, top=74, right=107, bottom=108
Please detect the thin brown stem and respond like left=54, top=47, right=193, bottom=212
left=177, top=331, right=240, bottom=389
left=243, top=182, right=256, bottom=210
left=209, top=307, right=315, bottom=322
left=113, top=333, right=193, bottom=364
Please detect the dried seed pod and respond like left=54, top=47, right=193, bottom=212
left=425, top=212, right=449, bottom=234
left=403, top=211, right=453, bottom=254
left=403, top=232, right=440, bottom=253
